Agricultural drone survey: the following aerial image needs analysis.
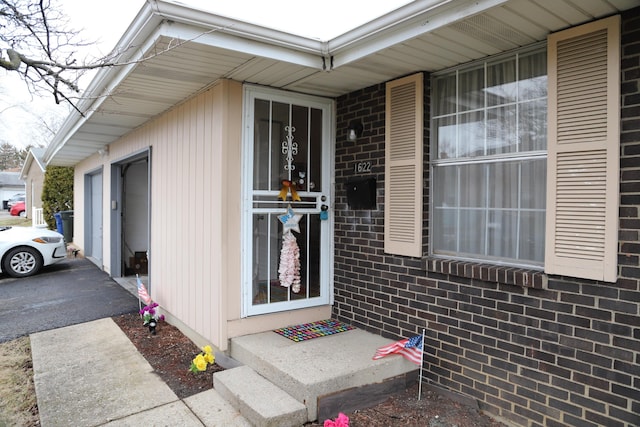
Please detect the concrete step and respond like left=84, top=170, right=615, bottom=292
left=229, top=328, right=418, bottom=422
left=183, top=388, right=253, bottom=427
left=214, top=365, right=307, bottom=427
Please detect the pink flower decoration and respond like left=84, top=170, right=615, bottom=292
left=324, top=413, right=349, bottom=427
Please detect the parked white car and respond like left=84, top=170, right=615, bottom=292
left=0, top=227, right=66, bottom=277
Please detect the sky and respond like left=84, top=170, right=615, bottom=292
left=0, top=0, right=412, bottom=150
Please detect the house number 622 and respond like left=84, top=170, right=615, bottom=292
left=354, top=161, right=372, bottom=173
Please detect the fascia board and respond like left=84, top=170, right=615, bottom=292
left=328, top=0, right=510, bottom=68
left=153, top=0, right=326, bottom=55
left=19, top=155, right=32, bottom=180
left=33, top=151, right=46, bottom=173
left=160, top=22, right=325, bottom=70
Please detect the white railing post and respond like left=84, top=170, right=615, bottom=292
left=32, top=207, right=47, bottom=228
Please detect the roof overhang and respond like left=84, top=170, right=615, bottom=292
left=44, top=0, right=638, bottom=166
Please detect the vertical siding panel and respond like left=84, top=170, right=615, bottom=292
left=195, top=94, right=205, bottom=335
left=202, top=89, right=213, bottom=341
left=184, top=101, right=192, bottom=326
left=155, top=114, right=168, bottom=304
left=211, top=84, right=224, bottom=345
left=207, top=89, right=216, bottom=342
left=183, top=102, right=193, bottom=327
left=189, top=98, right=198, bottom=329
left=150, top=118, right=158, bottom=300
left=188, top=99, right=198, bottom=329
left=168, top=109, right=179, bottom=317
left=175, top=105, right=183, bottom=321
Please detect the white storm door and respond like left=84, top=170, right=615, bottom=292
left=243, top=86, right=334, bottom=317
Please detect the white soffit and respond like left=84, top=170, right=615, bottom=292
left=45, top=0, right=638, bottom=166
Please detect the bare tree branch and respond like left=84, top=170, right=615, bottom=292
left=0, top=0, right=229, bottom=116
left=0, top=47, right=20, bottom=69
left=1, top=0, right=88, bottom=111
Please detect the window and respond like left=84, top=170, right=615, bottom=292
left=431, top=47, right=547, bottom=267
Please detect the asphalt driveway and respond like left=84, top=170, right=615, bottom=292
left=0, top=257, right=139, bottom=343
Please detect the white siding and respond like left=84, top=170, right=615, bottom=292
left=74, top=80, right=244, bottom=350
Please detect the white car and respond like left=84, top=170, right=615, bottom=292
left=0, top=226, right=67, bottom=278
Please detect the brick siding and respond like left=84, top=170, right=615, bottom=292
left=333, top=7, right=640, bottom=427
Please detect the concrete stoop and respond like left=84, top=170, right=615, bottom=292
left=215, top=327, right=418, bottom=425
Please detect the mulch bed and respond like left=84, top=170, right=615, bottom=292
left=113, top=312, right=506, bottom=426
left=112, top=312, right=223, bottom=399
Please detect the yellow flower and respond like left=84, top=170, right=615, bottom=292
left=204, top=352, right=215, bottom=364
left=203, top=345, right=213, bottom=355
left=193, top=354, right=207, bottom=371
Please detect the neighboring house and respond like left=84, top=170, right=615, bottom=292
left=0, top=171, right=25, bottom=209
left=20, top=147, right=46, bottom=218
left=44, top=1, right=639, bottom=426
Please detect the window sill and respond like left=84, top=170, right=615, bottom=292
left=425, top=258, right=547, bottom=289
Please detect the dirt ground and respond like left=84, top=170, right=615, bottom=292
left=0, top=337, right=39, bottom=427
left=113, top=312, right=507, bottom=427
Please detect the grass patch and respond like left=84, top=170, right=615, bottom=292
left=0, top=337, right=38, bottom=427
left=0, top=216, right=32, bottom=227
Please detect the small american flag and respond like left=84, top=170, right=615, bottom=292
left=372, top=334, right=423, bottom=365
left=137, top=276, right=151, bottom=305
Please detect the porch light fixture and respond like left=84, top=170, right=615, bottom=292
left=98, top=146, right=109, bottom=157
left=347, top=120, right=363, bottom=141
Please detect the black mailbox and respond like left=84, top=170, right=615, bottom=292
left=346, top=177, right=376, bottom=210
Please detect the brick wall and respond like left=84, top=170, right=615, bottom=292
left=333, top=8, right=640, bottom=427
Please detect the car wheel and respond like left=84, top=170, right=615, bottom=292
left=3, top=246, right=43, bottom=278
left=18, top=210, right=26, bottom=218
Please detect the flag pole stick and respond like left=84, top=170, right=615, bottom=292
left=136, top=274, right=142, bottom=315
left=418, top=328, right=426, bottom=400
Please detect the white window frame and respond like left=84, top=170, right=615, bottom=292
left=430, top=44, right=548, bottom=268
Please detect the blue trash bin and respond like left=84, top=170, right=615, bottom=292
left=54, top=212, right=63, bottom=235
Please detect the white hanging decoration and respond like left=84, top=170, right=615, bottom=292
left=278, top=232, right=301, bottom=293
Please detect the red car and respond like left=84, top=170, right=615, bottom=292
left=9, top=201, right=25, bottom=217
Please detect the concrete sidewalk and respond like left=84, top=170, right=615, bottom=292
left=30, top=318, right=250, bottom=426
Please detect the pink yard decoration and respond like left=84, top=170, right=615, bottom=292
left=324, top=413, right=349, bottom=427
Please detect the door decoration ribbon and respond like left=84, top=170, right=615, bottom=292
left=278, top=179, right=301, bottom=202
left=278, top=205, right=302, bottom=293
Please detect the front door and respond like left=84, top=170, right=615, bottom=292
left=243, top=86, right=334, bottom=316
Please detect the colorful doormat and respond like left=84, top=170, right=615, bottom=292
left=274, top=319, right=355, bottom=342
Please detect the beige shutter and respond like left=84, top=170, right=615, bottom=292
left=545, top=16, right=620, bottom=282
left=384, top=73, right=423, bottom=257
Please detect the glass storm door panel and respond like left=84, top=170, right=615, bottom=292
left=243, top=87, right=333, bottom=316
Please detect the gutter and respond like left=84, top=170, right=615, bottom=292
left=327, top=0, right=510, bottom=68
left=151, top=0, right=326, bottom=56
